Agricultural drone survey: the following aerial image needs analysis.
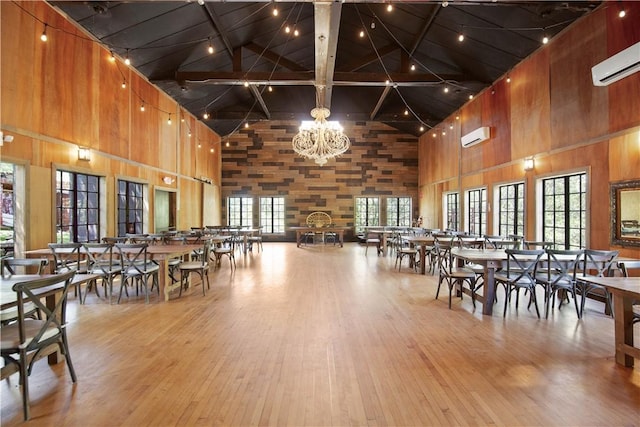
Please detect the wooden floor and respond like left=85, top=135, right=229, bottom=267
left=2, top=242, right=639, bottom=426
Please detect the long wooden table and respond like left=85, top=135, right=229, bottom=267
left=579, top=276, right=640, bottom=367
left=403, top=235, right=436, bottom=274
left=290, top=226, right=349, bottom=247
left=26, top=244, right=204, bottom=302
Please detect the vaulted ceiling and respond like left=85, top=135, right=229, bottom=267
left=51, top=0, right=600, bottom=137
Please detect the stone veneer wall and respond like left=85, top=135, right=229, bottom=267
left=222, top=120, right=419, bottom=241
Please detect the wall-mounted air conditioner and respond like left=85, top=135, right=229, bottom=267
left=591, top=41, right=640, bottom=86
left=461, top=126, right=490, bottom=148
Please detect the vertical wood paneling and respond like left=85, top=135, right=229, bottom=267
left=510, top=50, right=551, bottom=159
left=0, top=1, right=221, bottom=248
left=549, top=11, right=608, bottom=147
left=482, top=78, right=511, bottom=168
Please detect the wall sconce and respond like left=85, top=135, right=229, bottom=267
left=524, top=157, right=535, bottom=171
left=0, top=131, right=14, bottom=146
left=162, top=176, right=175, bottom=185
left=78, top=147, right=91, bottom=161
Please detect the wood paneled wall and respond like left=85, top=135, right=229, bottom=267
left=0, top=1, right=221, bottom=250
left=418, top=3, right=640, bottom=258
left=222, top=121, right=419, bottom=240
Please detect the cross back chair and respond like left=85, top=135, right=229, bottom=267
left=618, top=260, right=640, bottom=324
left=434, top=240, right=479, bottom=309
left=576, top=249, right=619, bottom=317
left=48, top=242, right=88, bottom=301
left=535, top=249, right=584, bottom=318
left=178, top=239, right=212, bottom=297
left=115, top=243, right=160, bottom=304
left=0, top=270, right=77, bottom=421
left=495, top=249, right=545, bottom=318
left=82, top=243, right=122, bottom=304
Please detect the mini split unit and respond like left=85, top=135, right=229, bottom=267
left=461, top=126, right=490, bottom=148
left=591, top=41, right=640, bottom=86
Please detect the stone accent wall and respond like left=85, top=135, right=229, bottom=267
left=222, top=120, right=419, bottom=241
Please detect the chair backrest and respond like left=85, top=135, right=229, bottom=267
left=102, top=236, right=128, bottom=244
left=541, top=249, right=584, bottom=285
left=48, top=242, right=85, bottom=273
left=455, top=236, right=484, bottom=249
left=12, top=270, right=76, bottom=351
left=580, top=249, right=619, bottom=277
left=434, top=240, right=455, bottom=274
left=306, top=212, right=332, bottom=228
left=525, top=241, right=554, bottom=250
left=115, top=243, right=155, bottom=276
left=504, top=249, right=545, bottom=283
left=200, top=240, right=212, bottom=267
left=83, top=243, right=119, bottom=274
left=619, top=260, right=640, bottom=277
left=165, top=236, right=187, bottom=245
left=2, top=258, right=49, bottom=275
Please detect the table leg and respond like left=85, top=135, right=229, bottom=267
left=419, top=246, right=426, bottom=274
left=482, top=262, right=498, bottom=316
left=613, top=293, right=635, bottom=367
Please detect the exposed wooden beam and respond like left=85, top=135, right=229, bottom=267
left=313, top=1, right=342, bottom=109
left=370, top=86, right=392, bottom=121
left=244, top=42, right=306, bottom=72
left=249, top=85, right=271, bottom=120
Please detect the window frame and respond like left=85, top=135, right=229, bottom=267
left=385, top=196, right=412, bottom=227
left=259, top=196, right=285, bottom=234
left=227, top=196, right=254, bottom=227
left=354, top=196, right=380, bottom=233
left=55, top=169, right=104, bottom=243
left=117, top=179, right=146, bottom=236
left=495, top=181, right=525, bottom=238
left=443, top=192, right=459, bottom=231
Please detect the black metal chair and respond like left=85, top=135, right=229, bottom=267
left=535, top=249, right=584, bottom=318
left=115, top=243, right=160, bottom=304
left=82, top=243, right=122, bottom=303
left=178, top=239, right=212, bottom=296
left=1, top=258, right=50, bottom=325
left=0, top=270, right=77, bottom=420
left=576, top=249, right=619, bottom=317
left=495, top=249, right=545, bottom=318
left=434, top=240, right=479, bottom=309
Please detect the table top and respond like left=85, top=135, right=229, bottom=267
left=1, top=274, right=64, bottom=309
left=579, top=276, right=640, bottom=295
left=289, top=226, right=350, bottom=231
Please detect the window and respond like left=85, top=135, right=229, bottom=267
left=118, top=180, right=144, bottom=236
left=386, top=197, right=412, bottom=227
left=260, top=197, right=285, bottom=233
left=55, top=170, right=101, bottom=243
left=228, top=197, right=253, bottom=227
left=444, top=192, right=459, bottom=231
left=1, top=162, right=15, bottom=255
left=466, top=188, right=487, bottom=235
left=542, top=172, right=587, bottom=249
left=497, top=182, right=525, bottom=237
left=354, top=197, right=379, bottom=233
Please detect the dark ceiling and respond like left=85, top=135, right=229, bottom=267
left=50, top=0, right=600, bottom=137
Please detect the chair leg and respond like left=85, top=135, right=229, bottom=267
left=20, top=350, right=30, bottom=421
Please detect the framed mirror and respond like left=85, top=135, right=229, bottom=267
left=611, top=179, right=640, bottom=247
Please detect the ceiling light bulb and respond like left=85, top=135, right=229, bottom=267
left=443, top=86, right=449, bottom=93
left=140, top=104, right=145, bottom=112
left=419, top=126, right=424, bottom=132
left=506, top=77, right=511, bottom=83
left=371, top=21, right=375, bottom=29
left=40, top=25, right=48, bottom=42
left=109, top=51, right=116, bottom=62
left=272, top=7, right=278, bottom=17
left=268, top=85, right=273, bottom=92
left=244, top=122, right=249, bottom=129
left=618, top=9, right=626, bottom=18
left=432, top=132, right=437, bottom=138
left=167, top=115, right=172, bottom=125
left=359, top=30, right=365, bottom=38
left=387, top=3, right=393, bottom=12
left=197, top=0, right=205, bottom=5
left=285, top=25, right=290, bottom=34
left=449, top=124, right=453, bottom=129
left=542, top=35, right=549, bottom=44
left=468, top=94, right=473, bottom=100
left=410, top=64, right=416, bottom=71
left=208, top=42, right=214, bottom=54
left=458, top=33, right=464, bottom=42
left=293, top=28, right=299, bottom=37
left=203, top=112, right=209, bottom=119
left=188, top=131, right=192, bottom=137
left=404, top=109, right=409, bottom=116
left=244, top=81, right=249, bottom=87
left=210, top=147, right=214, bottom=153
left=121, top=81, right=126, bottom=89
left=225, top=141, right=230, bottom=147
left=442, top=131, right=446, bottom=136
left=124, top=50, right=131, bottom=65
left=385, top=80, right=390, bottom=86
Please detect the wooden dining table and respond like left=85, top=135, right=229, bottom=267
left=579, top=276, right=640, bottom=367
left=26, top=244, right=204, bottom=302
left=403, top=235, right=436, bottom=274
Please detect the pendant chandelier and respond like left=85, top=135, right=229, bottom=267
left=292, top=107, right=350, bottom=166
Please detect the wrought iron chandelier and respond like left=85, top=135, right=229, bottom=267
left=292, top=107, right=350, bottom=166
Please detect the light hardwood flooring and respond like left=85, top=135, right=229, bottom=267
left=2, top=242, right=639, bottom=426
